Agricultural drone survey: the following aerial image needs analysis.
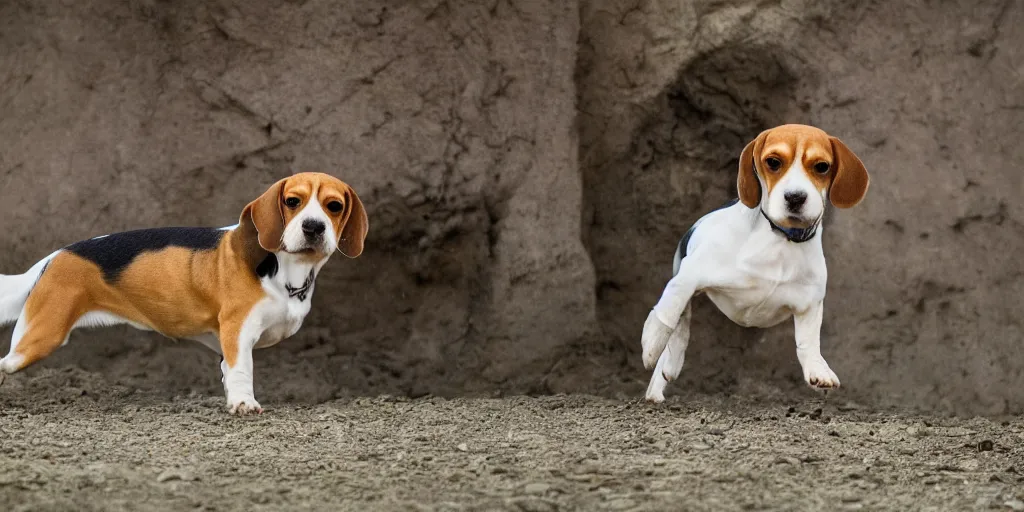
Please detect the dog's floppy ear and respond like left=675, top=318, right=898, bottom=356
left=737, top=130, right=768, bottom=208
left=241, top=178, right=287, bottom=252
left=338, top=186, right=368, bottom=258
left=828, top=136, right=870, bottom=209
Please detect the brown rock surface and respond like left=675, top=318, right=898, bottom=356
left=1, top=0, right=1022, bottom=415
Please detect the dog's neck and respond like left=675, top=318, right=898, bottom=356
left=256, top=251, right=328, bottom=302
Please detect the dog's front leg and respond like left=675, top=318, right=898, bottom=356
left=219, top=315, right=263, bottom=415
left=794, top=301, right=840, bottom=390
left=642, top=257, right=700, bottom=369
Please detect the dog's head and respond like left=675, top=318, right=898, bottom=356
left=737, top=124, right=870, bottom=229
left=241, top=172, right=368, bottom=260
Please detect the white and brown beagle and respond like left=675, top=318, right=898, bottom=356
left=0, top=172, right=368, bottom=414
left=641, top=124, right=870, bottom=402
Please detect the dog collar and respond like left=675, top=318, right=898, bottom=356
left=760, top=209, right=819, bottom=243
left=285, top=269, right=315, bottom=301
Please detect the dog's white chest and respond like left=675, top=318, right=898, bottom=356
left=705, top=245, right=826, bottom=328
left=253, top=285, right=313, bottom=349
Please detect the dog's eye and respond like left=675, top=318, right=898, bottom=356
left=765, top=157, right=782, bottom=171
left=814, top=162, right=830, bottom=174
left=326, top=201, right=343, bottom=213
left=284, top=197, right=301, bottom=209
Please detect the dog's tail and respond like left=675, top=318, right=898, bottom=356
left=0, top=251, right=58, bottom=326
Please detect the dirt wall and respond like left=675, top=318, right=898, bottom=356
left=579, top=0, right=1024, bottom=415
left=0, top=0, right=594, bottom=401
left=1, top=0, right=1021, bottom=415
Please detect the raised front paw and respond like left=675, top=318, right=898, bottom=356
left=227, top=395, right=263, bottom=415
left=641, top=310, right=673, bottom=370
left=802, top=358, right=841, bottom=390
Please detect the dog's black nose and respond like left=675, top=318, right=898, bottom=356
left=784, top=191, right=807, bottom=211
left=302, top=219, right=326, bottom=237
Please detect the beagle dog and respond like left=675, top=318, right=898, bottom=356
left=0, top=172, right=368, bottom=414
left=641, top=124, right=869, bottom=403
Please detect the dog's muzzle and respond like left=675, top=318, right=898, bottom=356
left=290, top=219, right=327, bottom=253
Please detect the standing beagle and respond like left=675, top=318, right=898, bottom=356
left=0, top=172, right=368, bottom=414
left=641, top=124, right=870, bottom=403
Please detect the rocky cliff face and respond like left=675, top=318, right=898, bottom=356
left=1, top=0, right=1021, bottom=414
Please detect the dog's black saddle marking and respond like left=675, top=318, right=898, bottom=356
left=65, top=227, right=225, bottom=282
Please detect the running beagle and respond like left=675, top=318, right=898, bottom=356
left=0, top=172, right=368, bottom=414
left=641, top=124, right=869, bottom=402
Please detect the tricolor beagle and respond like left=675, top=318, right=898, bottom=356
left=641, top=124, right=870, bottom=402
left=0, top=172, right=368, bottom=414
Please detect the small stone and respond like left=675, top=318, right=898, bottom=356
left=456, top=443, right=468, bottom=452
left=897, top=447, right=918, bottom=456
left=1004, top=499, right=1024, bottom=511
left=689, top=442, right=713, bottom=451
left=524, top=482, right=551, bottom=495
left=156, top=469, right=197, bottom=483
left=773, top=456, right=800, bottom=466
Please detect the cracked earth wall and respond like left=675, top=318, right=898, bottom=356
left=0, top=0, right=594, bottom=402
left=1, top=0, right=1022, bottom=414
left=579, top=0, right=1024, bottom=415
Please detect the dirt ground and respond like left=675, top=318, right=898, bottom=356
left=1, top=369, right=1021, bottom=511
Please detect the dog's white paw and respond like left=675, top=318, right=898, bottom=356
left=645, top=370, right=667, bottom=403
left=641, top=310, right=673, bottom=370
left=227, top=395, right=263, bottom=415
left=802, top=358, right=840, bottom=390
left=644, top=387, right=666, bottom=403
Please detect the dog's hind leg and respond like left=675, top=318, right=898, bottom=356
left=0, top=286, right=82, bottom=384
left=644, top=303, right=691, bottom=403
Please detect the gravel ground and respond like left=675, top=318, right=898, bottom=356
left=1, top=368, right=1022, bottom=511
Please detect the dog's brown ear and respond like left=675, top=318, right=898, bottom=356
left=737, top=131, right=768, bottom=208
left=241, top=178, right=287, bottom=252
left=338, top=186, right=368, bottom=258
left=828, top=136, right=870, bottom=209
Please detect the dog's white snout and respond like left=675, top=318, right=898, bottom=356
left=767, top=167, right=824, bottom=225
left=283, top=201, right=337, bottom=253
